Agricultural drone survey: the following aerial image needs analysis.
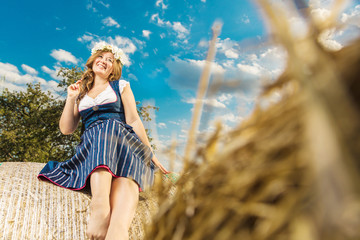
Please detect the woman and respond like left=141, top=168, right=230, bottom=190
left=38, top=42, right=168, bottom=240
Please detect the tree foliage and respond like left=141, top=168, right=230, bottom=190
left=137, top=102, right=159, bottom=150
left=0, top=67, right=158, bottom=162
left=0, top=83, right=80, bottom=162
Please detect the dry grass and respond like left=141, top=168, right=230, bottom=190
left=145, top=1, right=360, bottom=239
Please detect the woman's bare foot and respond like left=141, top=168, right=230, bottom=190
left=86, top=199, right=111, bottom=240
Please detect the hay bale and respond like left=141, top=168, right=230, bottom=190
left=0, top=162, right=158, bottom=240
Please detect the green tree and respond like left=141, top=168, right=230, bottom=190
left=0, top=83, right=80, bottom=162
left=0, top=67, right=158, bottom=162
left=137, top=102, right=159, bottom=150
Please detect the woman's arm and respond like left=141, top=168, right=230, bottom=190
left=59, top=81, right=81, bottom=135
left=121, top=84, right=169, bottom=173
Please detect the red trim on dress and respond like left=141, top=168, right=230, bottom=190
left=38, top=165, right=142, bottom=192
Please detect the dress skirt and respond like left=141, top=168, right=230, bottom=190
left=38, top=119, right=157, bottom=191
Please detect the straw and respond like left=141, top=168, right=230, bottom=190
left=145, top=1, right=360, bottom=239
left=0, top=162, right=159, bottom=240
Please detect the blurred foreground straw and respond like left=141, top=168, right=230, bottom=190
left=183, top=21, right=222, bottom=169
left=146, top=0, right=360, bottom=239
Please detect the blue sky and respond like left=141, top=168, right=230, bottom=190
left=1, top=0, right=359, bottom=170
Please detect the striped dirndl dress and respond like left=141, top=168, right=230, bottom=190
left=38, top=80, right=157, bottom=191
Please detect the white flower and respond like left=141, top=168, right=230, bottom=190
left=91, top=41, right=128, bottom=66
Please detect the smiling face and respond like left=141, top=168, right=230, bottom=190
left=92, top=51, right=115, bottom=80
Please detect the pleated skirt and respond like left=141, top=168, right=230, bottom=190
left=38, top=119, right=157, bottom=191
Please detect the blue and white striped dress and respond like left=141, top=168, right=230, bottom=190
left=38, top=80, right=157, bottom=191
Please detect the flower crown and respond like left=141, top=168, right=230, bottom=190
left=91, top=41, right=127, bottom=66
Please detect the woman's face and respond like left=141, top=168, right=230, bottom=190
left=92, top=51, right=115, bottom=80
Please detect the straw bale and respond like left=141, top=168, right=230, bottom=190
left=0, top=162, right=159, bottom=240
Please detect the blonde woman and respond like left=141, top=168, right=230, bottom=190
left=38, top=42, right=168, bottom=240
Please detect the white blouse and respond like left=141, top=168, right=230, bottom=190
left=78, top=80, right=129, bottom=112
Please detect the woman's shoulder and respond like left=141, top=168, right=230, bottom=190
left=119, top=80, right=130, bottom=94
left=109, top=79, right=129, bottom=94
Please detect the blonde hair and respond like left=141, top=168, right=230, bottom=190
left=77, top=50, right=122, bottom=103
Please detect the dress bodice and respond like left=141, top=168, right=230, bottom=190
left=78, top=80, right=128, bottom=129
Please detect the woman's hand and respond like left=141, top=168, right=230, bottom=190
left=151, top=155, right=170, bottom=174
left=67, top=80, right=82, bottom=99
left=59, top=80, right=81, bottom=135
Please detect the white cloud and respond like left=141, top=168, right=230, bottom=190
left=242, top=15, right=250, bottom=24
left=225, top=49, right=239, bottom=59
left=55, top=27, right=66, bottom=31
left=50, top=49, right=78, bottom=64
left=318, top=29, right=343, bottom=51
left=156, top=0, right=168, bottom=9
left=104, top=37, right=136, bottom=65
left=179, top=129, right=189, bottom=139
left=127, top=73, right=138, bottom=81
left=308, top=6, right=358, bottom=50
left=166, top=119, right=190, bottom=141
left=198, top=39, right=208, bottom=48
left=150, top=14, right=190, bottom=40
left=201, top=0, right=206, bottom=2
left=218, top=113, right=243, bottom=123
left=21, top=64, right=38, bottom=75
left=237, top=63, right=262, bottom=76
left=308, top=0, right=346, bottom=11
left=218, top=93, right=234, bottom=104
left=107, top=36, right=140, bottom=66
left=86, top=0, right=97, bottom=12
left=77, top=33, right=96, bottom=42
left=166, top=57, right=224, bottom=90
left=341, top=5, right=360, bottom=27
left=96, top=0, right=109, bottom=8
left=172, top=22, right=189, bottom=39
left=149, top=68, right=163, bottom=78
left=216, top=38, right=239, bottom=59
left=248, top=54, right=258, bottom=61
left=0, top=62, right=60, bottom=94
left=87, top=0, right=109, bottom=12
left=0, top=62, right=20, bottom=74
left=151, top=13, right=164, bottom=25
left=184, top=97, right=226, bottom=108
left=0, top=81, right=24, bottom=92
left=108, top=36, right=137, bottom=54
left=142, top=30, right=152, bottom=39
left=0, top=62, right=45, bottom=85
left=158, top=122, right=167, bottom=129
left=222, top=59, right=235, bottom=69
left=41, top=65, right=62, bottom=80
left=167, top=37, right=286, bottom=95
left=255, top=46, right=286, bottom=77
left=189, top=59, right=225, bottom=73
left=102, top=17, right=120, bottom=28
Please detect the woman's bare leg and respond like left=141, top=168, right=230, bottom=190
left=105, top=177, right=139, bottom=240
left=86, top=168, right=112, bottom=240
